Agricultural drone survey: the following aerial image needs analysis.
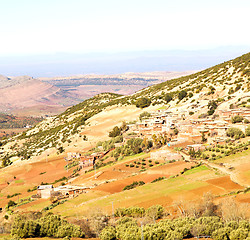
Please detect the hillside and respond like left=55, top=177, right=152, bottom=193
left=0, top=53, right=249, bottom=164
left=0, top=75, right=80, bottom=116
left=38, top=71, right=197, bottom=103
left=0, top=53, right=249, bottom=239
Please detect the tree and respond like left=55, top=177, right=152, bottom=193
left=231, top=115, right=244, bottom=123
left=220, top=198, right=249, bottom=222
left=178, top=90, right=187, bottom=101
left=146, top=140, right=153, bottom=149
left=173, top=128, right=179, bottom=135
left=7, top=200, right=16, bottom=208
left=135, top=97, right=151, bottom=108
left=100, top=226, right=116, bottom=240
left=201, top=132, right=207, bottom=143
left=139, top=112, right=151, bottom=121
left=165, top=93, right=173, bottom=103
left=226, top=128, right=245, bottom=139
left=145, top=205, right=164, bottom=221
left=245, top=125, right=250, bottom=136
left=109, top=126, right=121, bottom=138
left=229, top=228, right=249, bottom=240
left=57, top=147, right=64, bottom=154
left=212, top=227, right=232, bottom=240
left=201, top=192, right=217, bottom=216
left=207, top=100, right=218, bottom=115
left=89, top=209, right=109, bottom=237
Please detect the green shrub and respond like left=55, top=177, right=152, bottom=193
left=226, top=127, right=245, bottom=139
left=100, top=226, right=116, bottom=240
left=165, top=93, right=173, bottom=103
left=123, top=181, right=145, bottom=191
left=135, top=97, right=151, bottom=108
left=146, top=205, right=164, bottom=220
left=139, top=112, right=151, bottom=121
left=212, top=227, right=232, bottom=240
left=229, top=228, right=249, bottom=240
left=246, top=126, right=250, bottom=136
left=109, top=126, right=121, bottom=138
left=178, top=90, right=187, bottom=101
left=231, top=115, right=244, bottom=123
left=151, top=177, right=165, bottom=183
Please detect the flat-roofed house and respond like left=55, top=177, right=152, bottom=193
left=37, top=185, right=54, bottom=199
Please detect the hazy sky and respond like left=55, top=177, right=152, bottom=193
left=1, top=0, right=250, bottom=56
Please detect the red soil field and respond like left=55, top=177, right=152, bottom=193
left=189, top=185, right=226, bottom=196
left=94, top=173, right=168, bottom=194
left=148, top=161, right=195, bottom=175
left=97, top=170, right=131, bottom=180
left=206, top=176, right=244, bottom=191
left=11, top=157, right=70, bottom=184
left=0, top=156, right=73, bottom=206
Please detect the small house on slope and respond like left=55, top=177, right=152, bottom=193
left=37, top=185, right=54, bottom=199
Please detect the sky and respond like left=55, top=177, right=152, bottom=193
left=1, top=0, right=250, bottom=56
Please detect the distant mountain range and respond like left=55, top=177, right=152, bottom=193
left=0, top=46, right=249, bottom=77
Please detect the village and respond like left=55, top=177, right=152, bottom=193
left=36, top=105, right=250, bottom=200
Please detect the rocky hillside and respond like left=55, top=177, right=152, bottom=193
left=1, top=52, right=250, bottom=163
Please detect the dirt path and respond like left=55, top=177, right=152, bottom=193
left=201, top=160, right=249, bottom=188
left=180, top=152, right=249, bottom=188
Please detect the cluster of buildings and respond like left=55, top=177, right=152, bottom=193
left=36, top=184, right=88, bottom=199
left=126, top=107, right=250, bottom=147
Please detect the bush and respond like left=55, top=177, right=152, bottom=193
left=229, top=228, right=249, bottom=240
left=246, top=126, right=250, bottom=136
left=226, top=127, right=245, bottom=139
left=135, top=98, right=151, bottom=108
left=231, top=115, right=244, bottom=123
left=146, top=205, right=164, bottom=220
left=11, top=213, right=84, bottom=238
left=100, top=226, right=116, bottom=240
left=178, top=90, right=187, bottom=101
left=115, top=207, right=145, bottom=218
left=244, top=118, right=249, bottom=124
left=207, top=100, right=218, bottom=116
left=151, top=177, right=165, bottom=183
left=139, top=112, right=151, bottom=121
left=57, top=146, right=64, bottom=154
left=165, top=93, right=173, bottom=103
left=7, top=200, right=16, bottom=208
left=212, top=227, right=232, bottom=240
left=109, top=126, right=121, bottom=138
left=123, top=181, right=145, bottom=191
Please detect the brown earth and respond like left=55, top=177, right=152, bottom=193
left=0, top=155, right=72, bottom=207
left=94, top=173, right=168, bottom=194
left=206, top=176, right=244, bottom=191
left=148, top=161, right=195, bottom=175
